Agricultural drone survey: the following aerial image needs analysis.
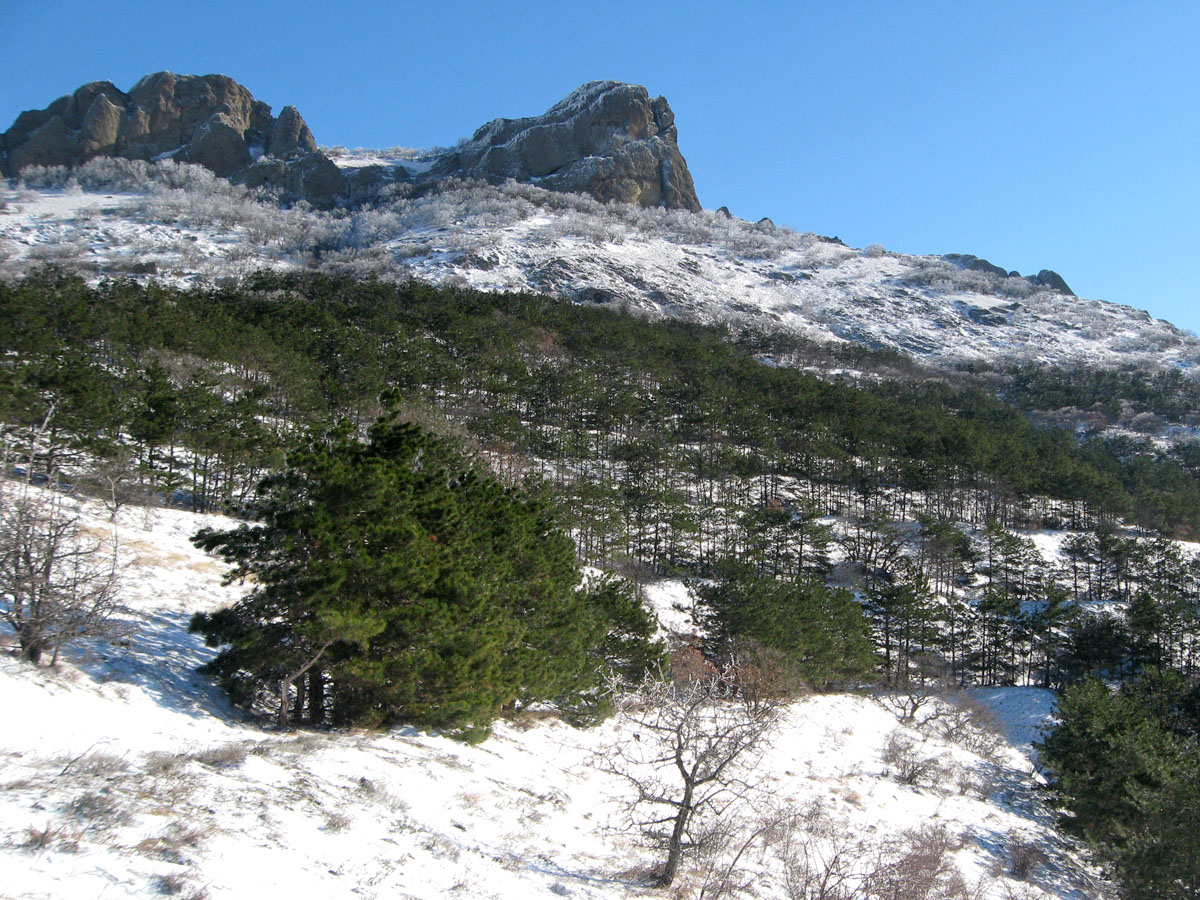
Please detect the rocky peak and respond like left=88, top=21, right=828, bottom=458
left=1, top=72, right=321, bottom=181
left=434, top=81, right=700, bottom=211
left=2, top=76, right=702, bottom=213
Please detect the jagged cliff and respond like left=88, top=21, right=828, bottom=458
left=0, top=72, right=317, bottom=176
left=2, top=74, right=700, bottom=212
left=431, top=81, right=700, bottom=211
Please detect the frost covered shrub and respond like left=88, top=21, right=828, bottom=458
left=881, top=729, right=945, bottom=787
left=73, top=157, right=156, bottom=191
left=407, top=178, right=815, bottom=260
left=539, top=209, right=627, bottom=244
left=16, top=165, right=75, bottom=189
left=191, top=742, right=248, bottom=769
left=17, top=158, right=230, bottom=196
left=1005, top=837, right=1048, bottom=881
left=315, top=245, right=395, bottom=279
left=68, top=790, right=130, bottom=831
left=997, top=275, right=1035, bottom=299
left=900, top=257, right=1051, bottom=301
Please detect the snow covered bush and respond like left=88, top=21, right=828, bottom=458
left=0, top=479, right=125, bottom=665
left=881, top=730, right=946, bottom=788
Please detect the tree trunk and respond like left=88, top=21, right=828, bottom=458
left=657, top=782, right=694, bottom=887
left=19, top=635, right=44, bottom=666
left=277, top=641, right=332, bottom=730
left=278, top=679, right=291, bottom=730
left=292, top=673, right=308, bottom=724
left=308, top=669, right=325, bottom=725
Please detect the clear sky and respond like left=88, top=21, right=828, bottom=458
left=5, top=1, right=1200, bottom=335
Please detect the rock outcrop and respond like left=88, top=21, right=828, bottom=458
left=3, top=75, right=702, bottom=212
left=1030, top=269, right=1074, bottom=295
left=432, top=81, right=700, bottom=211
left=0, top=72, right=338, bottom=205
left=945, top=254, right=1074, bottom=296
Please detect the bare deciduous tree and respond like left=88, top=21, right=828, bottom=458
left=0, top=479, right=124, bottom=665
left=596, top=668, right=782, bottom=887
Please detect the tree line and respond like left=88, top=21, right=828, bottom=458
left=4, top=269, right=1200, bottom=537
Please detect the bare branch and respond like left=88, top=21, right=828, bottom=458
left=593, top=666, right=782, bottom=887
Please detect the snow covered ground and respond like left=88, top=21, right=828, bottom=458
left=2, top=171, right=1196, bottom=375
left=0, top=487, right=1109, bottom=899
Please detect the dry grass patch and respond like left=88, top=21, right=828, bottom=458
left=132, top=820, right=210, bottom=864
left=191, top=742, right=249, bottom=769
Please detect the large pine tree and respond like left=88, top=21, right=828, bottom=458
left=191, top=416, right=656, bottom=736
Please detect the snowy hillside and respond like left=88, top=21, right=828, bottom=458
left=2, top=161, right=1196, bottom=373
left=1, top=486, right=1111, bottom=900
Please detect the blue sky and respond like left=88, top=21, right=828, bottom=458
left=5, top=1, right=1200, bottom=335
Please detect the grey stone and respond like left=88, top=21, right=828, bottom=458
left=234, top=151, right=345, bottom=208
left=1031, top=269, right=1074, bottom=295
left=6, top=114, right=77, bottom=172
left=79, top=94, right=123, bottom=156
left=267, top=105, right=317, bottom=159
left=0, top=71, right=314, bottom=183
left=944, top=254, right=1009, bottom=279
left=436, top=81, right=700, bottom=211
left=342, top=164, right=408, bottom=205
left=183, top=113, right=252, bottom=177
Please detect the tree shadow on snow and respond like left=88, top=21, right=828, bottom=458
left=66, top=606, right=247, bottom=725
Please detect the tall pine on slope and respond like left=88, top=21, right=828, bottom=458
left=696, top=563, right=876, bottom=691
left=190, top=416, right=659, bottom=737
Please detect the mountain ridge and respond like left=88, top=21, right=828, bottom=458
left=0, top=74, right=1188, bottom=375
left=2, top=73, right=700, bottom=212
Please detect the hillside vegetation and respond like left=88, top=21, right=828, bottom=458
left=4, top=268, right=1200, bottom=895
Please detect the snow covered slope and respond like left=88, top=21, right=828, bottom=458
left=2, top=164, right=1196, bottom=373
left=1, top=487, right=1109, bottom=899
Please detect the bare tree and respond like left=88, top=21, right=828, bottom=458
left=596, top=668, right=782, bottom=887
left=0, top=478, right=124, bottom=665
left=76, top=447, right=154, bottom=520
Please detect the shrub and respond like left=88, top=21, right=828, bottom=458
left=1006, top=838, right=1048, bottom=881
left=191, top=743, right=248, bottom=769
left=881, top=730, right=945, bottom=787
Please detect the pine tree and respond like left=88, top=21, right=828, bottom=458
left=696, top=564, right=875, bottom=690
left=191, top=416, right=653, bottom=736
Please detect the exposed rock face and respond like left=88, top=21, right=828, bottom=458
left=433, top=81, right=700, bottom=211
left=1031, top=269, right=1074, bottom=296
left=234, top=153, right=348, bottom=208
left=267, top=105, right=318, bottom=159
left=3, top=75, right=702, bottom=212
left=944, top=253, right=1009, bottom=279
left=1, top=72, right=334, bottom=199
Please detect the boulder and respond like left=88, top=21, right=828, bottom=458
left=183, top=114, right=252, bottom=176
left=944, top=254, right=1009, bottom=279
left=342, top=163, right=409, bottom=205
left=6, top=115, right=76, bottom=171
left=1031, top=269, right=1074, bottom=295
left=79, top=94, right=123, bottom=155
left=234, top=151, right=346, bottom=208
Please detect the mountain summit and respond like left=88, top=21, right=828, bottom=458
left=1, top=75, right=700, bottom=211
left=0, top=72, right=318, bottom=178
left=432, top=81, right=700, bottom=211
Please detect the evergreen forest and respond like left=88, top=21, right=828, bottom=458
left=4, top=267, right=1200, bottom=893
